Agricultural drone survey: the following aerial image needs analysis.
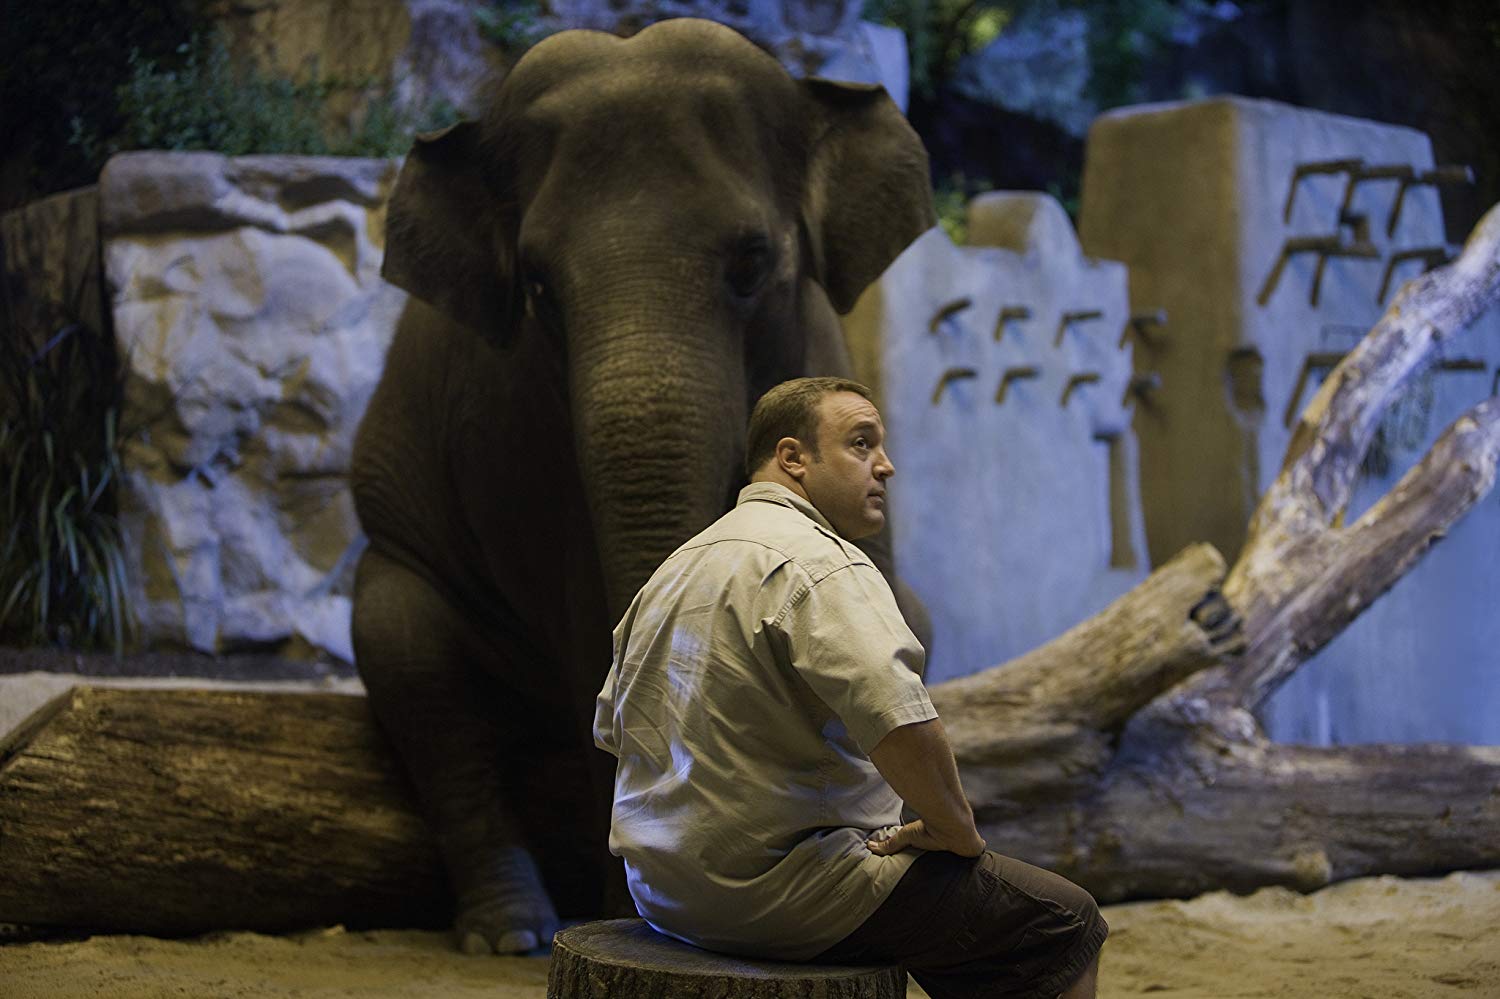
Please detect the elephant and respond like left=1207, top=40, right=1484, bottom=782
left=349, top=17, right=937, bottom=955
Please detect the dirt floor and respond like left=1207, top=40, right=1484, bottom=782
left=4, top=651, right=1498, bottom=998
left=1, top=871, right=1495, bottom=998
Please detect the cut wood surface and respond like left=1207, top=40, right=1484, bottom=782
left=545, top=919, right=904, bottom=999
left=0, top=685, right=449, bottom=935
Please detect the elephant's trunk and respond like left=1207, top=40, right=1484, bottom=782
left=567, top=309, right=748, bottom=620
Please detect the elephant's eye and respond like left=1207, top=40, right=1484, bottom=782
left=726, top=237, right=772, bottom=299
left=523, top=270, right=553, bottom=321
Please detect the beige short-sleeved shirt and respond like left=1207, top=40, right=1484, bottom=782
left=593, top=481, right=937, bottom=959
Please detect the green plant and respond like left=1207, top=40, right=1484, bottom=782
left=934, top=174, right=974, bottom=243
left=0, top=316, right=134, bottom=654
left=70, top=32, right=462, bottom=162
left=474, top=0, right=550, bottom=51
left=865, top=0, right=1017, bottom=101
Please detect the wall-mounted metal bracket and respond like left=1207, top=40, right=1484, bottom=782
left=1118, top=310, right=1167, bottom=348
left=1122, top=372, right=1162, bottom=407
left=929, top=297, right=974, bottom=334
left=994, top=305, right=1031, bottom=342
left=1282, top=351, right=1348, bottom=428
left=1387, top=165, right=1475, bottom=236
left=1284, top=352, right=1485, bottom=426
left=1432, top=357, right=1487, bottom=375
left=1283, top=158, right=1364, bottom=223
left=1257, top=232, right=1379, bottom=307
left=1377, top=245, right=1455, bottom=303
left=1337, top=163, right=1414, bottom=219
left=1060, top=372, right=1101, bottom=407
left=1054, top=310, right=1104, bottom=347
left=931, top=366, right=978, bottom=404
left=994, top=366, right=1039, bottom=404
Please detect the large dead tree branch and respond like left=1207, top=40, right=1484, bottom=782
left=975, top=725, right=1500, bottom=903
left=934, top=202, right=1500, bottom=900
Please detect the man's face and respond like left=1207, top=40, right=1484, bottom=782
left=801, top=391, right=894, bottom=541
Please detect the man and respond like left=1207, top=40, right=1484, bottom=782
left=593, top=377, right=1107, bottom=998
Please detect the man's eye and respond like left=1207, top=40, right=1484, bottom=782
left=853, top=438, right=869, bottom=449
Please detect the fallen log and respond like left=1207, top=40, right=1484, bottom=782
left=0, top=685, right=448, bottom=935
left=3, top=205, right=1496, bottom=936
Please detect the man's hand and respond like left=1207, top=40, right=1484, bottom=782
left=867, top=818, right=984, bottom=857
left=866, top=717, right=986, bottom=858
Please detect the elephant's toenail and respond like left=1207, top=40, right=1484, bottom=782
left=460, top=931, right=492, bottom=955
left=496, top=929, right=540, bottom=953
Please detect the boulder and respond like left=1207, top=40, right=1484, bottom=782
left=99, top=151, right=405, bottom=661
left=208, top=0, right=909, bottom=126
left=209, top=0, right=504, bottom=123
left=0, top=187, right=105, bottom=342
left=841, top=193, right=1147, bottom=682
left=539, top=1, right=910, bottom=109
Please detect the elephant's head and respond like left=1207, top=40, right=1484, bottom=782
left=381, top=18, right=935, bottom=617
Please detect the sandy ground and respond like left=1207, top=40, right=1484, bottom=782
left=4, top=657, right=1498, bottom=998
left=2, top=870, right=1496, bottom=998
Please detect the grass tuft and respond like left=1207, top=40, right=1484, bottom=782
left=0, top=311, right=135, bottom=654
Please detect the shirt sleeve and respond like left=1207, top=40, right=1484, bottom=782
left=775, top=562, right=936, bottom=754
left=594, top=611, right=629, bottom=758
left=593, top=657, right=621, bottom=758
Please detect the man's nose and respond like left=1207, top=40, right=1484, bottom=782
left=875, top=448, right=894, bottom=479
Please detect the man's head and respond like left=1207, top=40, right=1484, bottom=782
left=746, top=377, right=894, bottom=540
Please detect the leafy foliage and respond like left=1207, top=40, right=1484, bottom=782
left=70, top=32, right=461, bottom=162
left=934, top=174, right=974, bottom=243
left=0, top=315, right=134, bottom=653
left=0, top=0, right=210, bottom=211
left=474, top=0, right=552, bottom=51
left=865, top=0, right=1014, bottom=100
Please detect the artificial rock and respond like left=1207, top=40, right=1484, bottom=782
left=212, top=0, right=908, bottom=126
left=842, top=193, right=1147, bottom=683
left=99, top=151, right=404, bottom=661
left=538, top=0, right=909, bottom=109
left=1079, top=96, right=1500, bottom=745
left=951, top=8, right=1095, bottom=138
left=0, top=187, right=106, bottom=342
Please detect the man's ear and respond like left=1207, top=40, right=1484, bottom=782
left=799, top=78, right=937, bottom=314
left=382, top=121, right=520, bottom=346
left=776, top=436, right=809, bottom=480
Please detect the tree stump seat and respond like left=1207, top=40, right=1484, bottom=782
left=546, top=919, right=905, bottom=998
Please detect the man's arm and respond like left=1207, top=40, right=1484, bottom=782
left=866, top=717, right=985, bottom=857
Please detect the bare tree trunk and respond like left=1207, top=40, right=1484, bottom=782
left=937, top=202, right=1500, bottom=901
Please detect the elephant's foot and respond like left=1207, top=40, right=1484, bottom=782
left=452, top=846, right=560, bottom=955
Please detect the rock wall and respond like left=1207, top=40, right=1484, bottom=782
left=1078, top=96, right=1500, bottom=745
left=99, top=152, right=406, bottom=661
left=0, top=186, right=106, bottom=343
left=842, top=194, right=1147, bottom=684
left=211, top=0, right=909, bottom=125
left=540, top=1, right=908, bottom=108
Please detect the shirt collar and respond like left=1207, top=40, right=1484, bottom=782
left=737, top=481, right=839, bottom=536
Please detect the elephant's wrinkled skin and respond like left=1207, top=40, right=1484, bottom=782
left=350, top=18, right=936, bottom=955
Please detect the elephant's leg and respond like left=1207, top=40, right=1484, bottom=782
left=353, top=547, right=559, bottom=955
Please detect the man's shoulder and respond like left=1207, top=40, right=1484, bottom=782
left=674, top=498, right=872, bottom=583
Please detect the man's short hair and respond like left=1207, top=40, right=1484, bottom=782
left=745, top=376, right=874, bottom=478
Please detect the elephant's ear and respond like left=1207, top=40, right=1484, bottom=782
left=799, top=77, right=937, bottom=314
left=383, top=121, right=519, bottom=346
